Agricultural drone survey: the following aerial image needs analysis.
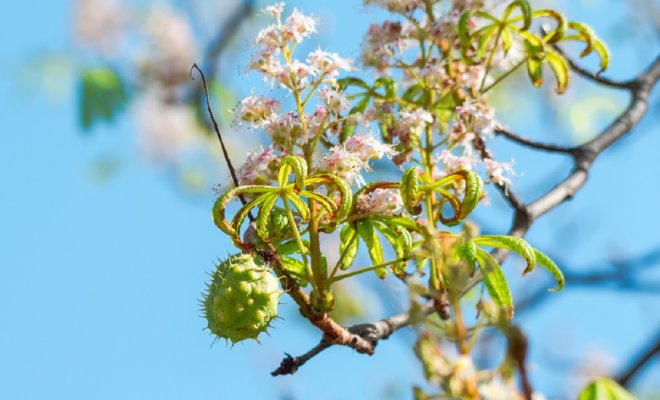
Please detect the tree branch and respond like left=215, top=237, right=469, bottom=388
left=616, top=327, right=660, bottom=387
left=495, top=125, right=578, bottom=155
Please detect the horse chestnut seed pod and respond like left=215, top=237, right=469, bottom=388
left=203, top=253, right=281, bottom=344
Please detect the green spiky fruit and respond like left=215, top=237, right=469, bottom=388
left=203, top=254, right=281, bottom=344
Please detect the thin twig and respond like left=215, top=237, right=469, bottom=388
left=495, top=125, right=577, bottom=155
left=616, top=327, right=660, bottom=387
left=190, top=64, right=242, bottom=191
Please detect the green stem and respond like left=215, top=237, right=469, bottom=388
left=328, top=258, right=408, bottom=284
left=481, top=57, right=527, bottom=94
left=330, top=229, right=358, bottom=277
left=479, top=26, right=504, bottom=92
left=283, top=195, right=316, bottom=291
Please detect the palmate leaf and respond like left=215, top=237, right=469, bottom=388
left=475, top=248, right=514, bottom=319
left=577, top=378, right=636, bottom=400
left=79, top=67, right=129, bottom=130
left=213, top=157, right=352, bottom=247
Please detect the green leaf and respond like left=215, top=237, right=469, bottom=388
left=280, top=257, right=309, bottom=287
left=458, top=11, right=474, bottom=48
left=256, top=194, right=278, bottom=240
left=339, top=224, right=359, bottom=270
left=503, top=0, right=532, bottom=30
left=374, top=222, right=406, bottom=274
left=286, top=193, right=310, bottom=222
left=373, top=77, right=397, bottom=99
left=401, top=167, right=421, bottom=215
left=437, top=170, right=483, bottom=226
left=592, top=38, right=610, bottom=74
left=455, top=239, right=478, bottom=275
left=306, top=173, right=353, bottom=222
left=545, top=49, right=570, bottom=93
left=501, top=27, right=513, bottom=55
left=231, top=195, right=268, bottom=241
left=475, top=248, right=513, bottom=319
left=300, top=190, right=337, bottom=216
left=577, top=378, right=636, bottom=400
left=337, top=77, right=370, bottom=91
left=474, top=235, right=536, bottom=275
left=276, top=239, right=310, bottom=256
left=79, top=67, right=128, bottom=130
left=476, top=25, right=500, bottom=59
left=278, top=156, right=307, bottom=191
left=350, top=95, right=371, bottom=114
left=357, top=221, right=385, bottom=278
left=533, top=249, right=565, bottom=292
left=526, top=57, right=544, bottom=88
left=567, top=21, right=596, bottom=57
left=533, top=10, right=567, bottom=44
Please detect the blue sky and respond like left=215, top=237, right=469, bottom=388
left=1, top=0, right=659, bottom=399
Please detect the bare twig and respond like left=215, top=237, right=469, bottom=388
left=190, top=64, right=242, bottom=192
left=495, top=125, right=577, bottom=155
left=515, top=245, right=660, bottom=313
left=616, top=327, right=660, bottom=387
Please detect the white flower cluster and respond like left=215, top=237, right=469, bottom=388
left=357, top=188, right=403, bottom=215
left=319, top=135, right=396, bottom=185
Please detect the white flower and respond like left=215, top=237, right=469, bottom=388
left=74, top=0, right=126, bottom=55
left=264, top=112, right=307, bottom=146
left=139, top=6, right=199, bottom=85
left=319, top=146, right=366, bottom=185
left=437, top=150, right=476, bottom=173
left=236, top=147, right=281, bottom=186
left=344, top=134, right=396, bottom=161
left=256, top=24, right=285, bottom=50
left=399, top=109, right=434, bottom=135
left=478, top=380, right=522, bottom=400
left=134, top=91, right=199, bottom=162
left=364, top=0, right=424, bottom=13
left=308, top=48, right=355, bottom=79
left=237, top=96, right=280, bottom=124
left=264, top=2, right=285, bottom=20
left=318, top=87, right=350, bottom=112
left=359, top=188, right=403, bottom=214
left=484, top=158, right=514, bottom=186
left=282, top=9, right=317, bottom=43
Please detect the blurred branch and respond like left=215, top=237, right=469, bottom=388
left=192, top=0, right=256, bottom=124
left=616, top=327, right=660, bottom=387
left=515, top=245, right=660, bottom=313
left=205, top=0, right=256, bottom=80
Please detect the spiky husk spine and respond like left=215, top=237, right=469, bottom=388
left=203, top=253, right=281, bottom=344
